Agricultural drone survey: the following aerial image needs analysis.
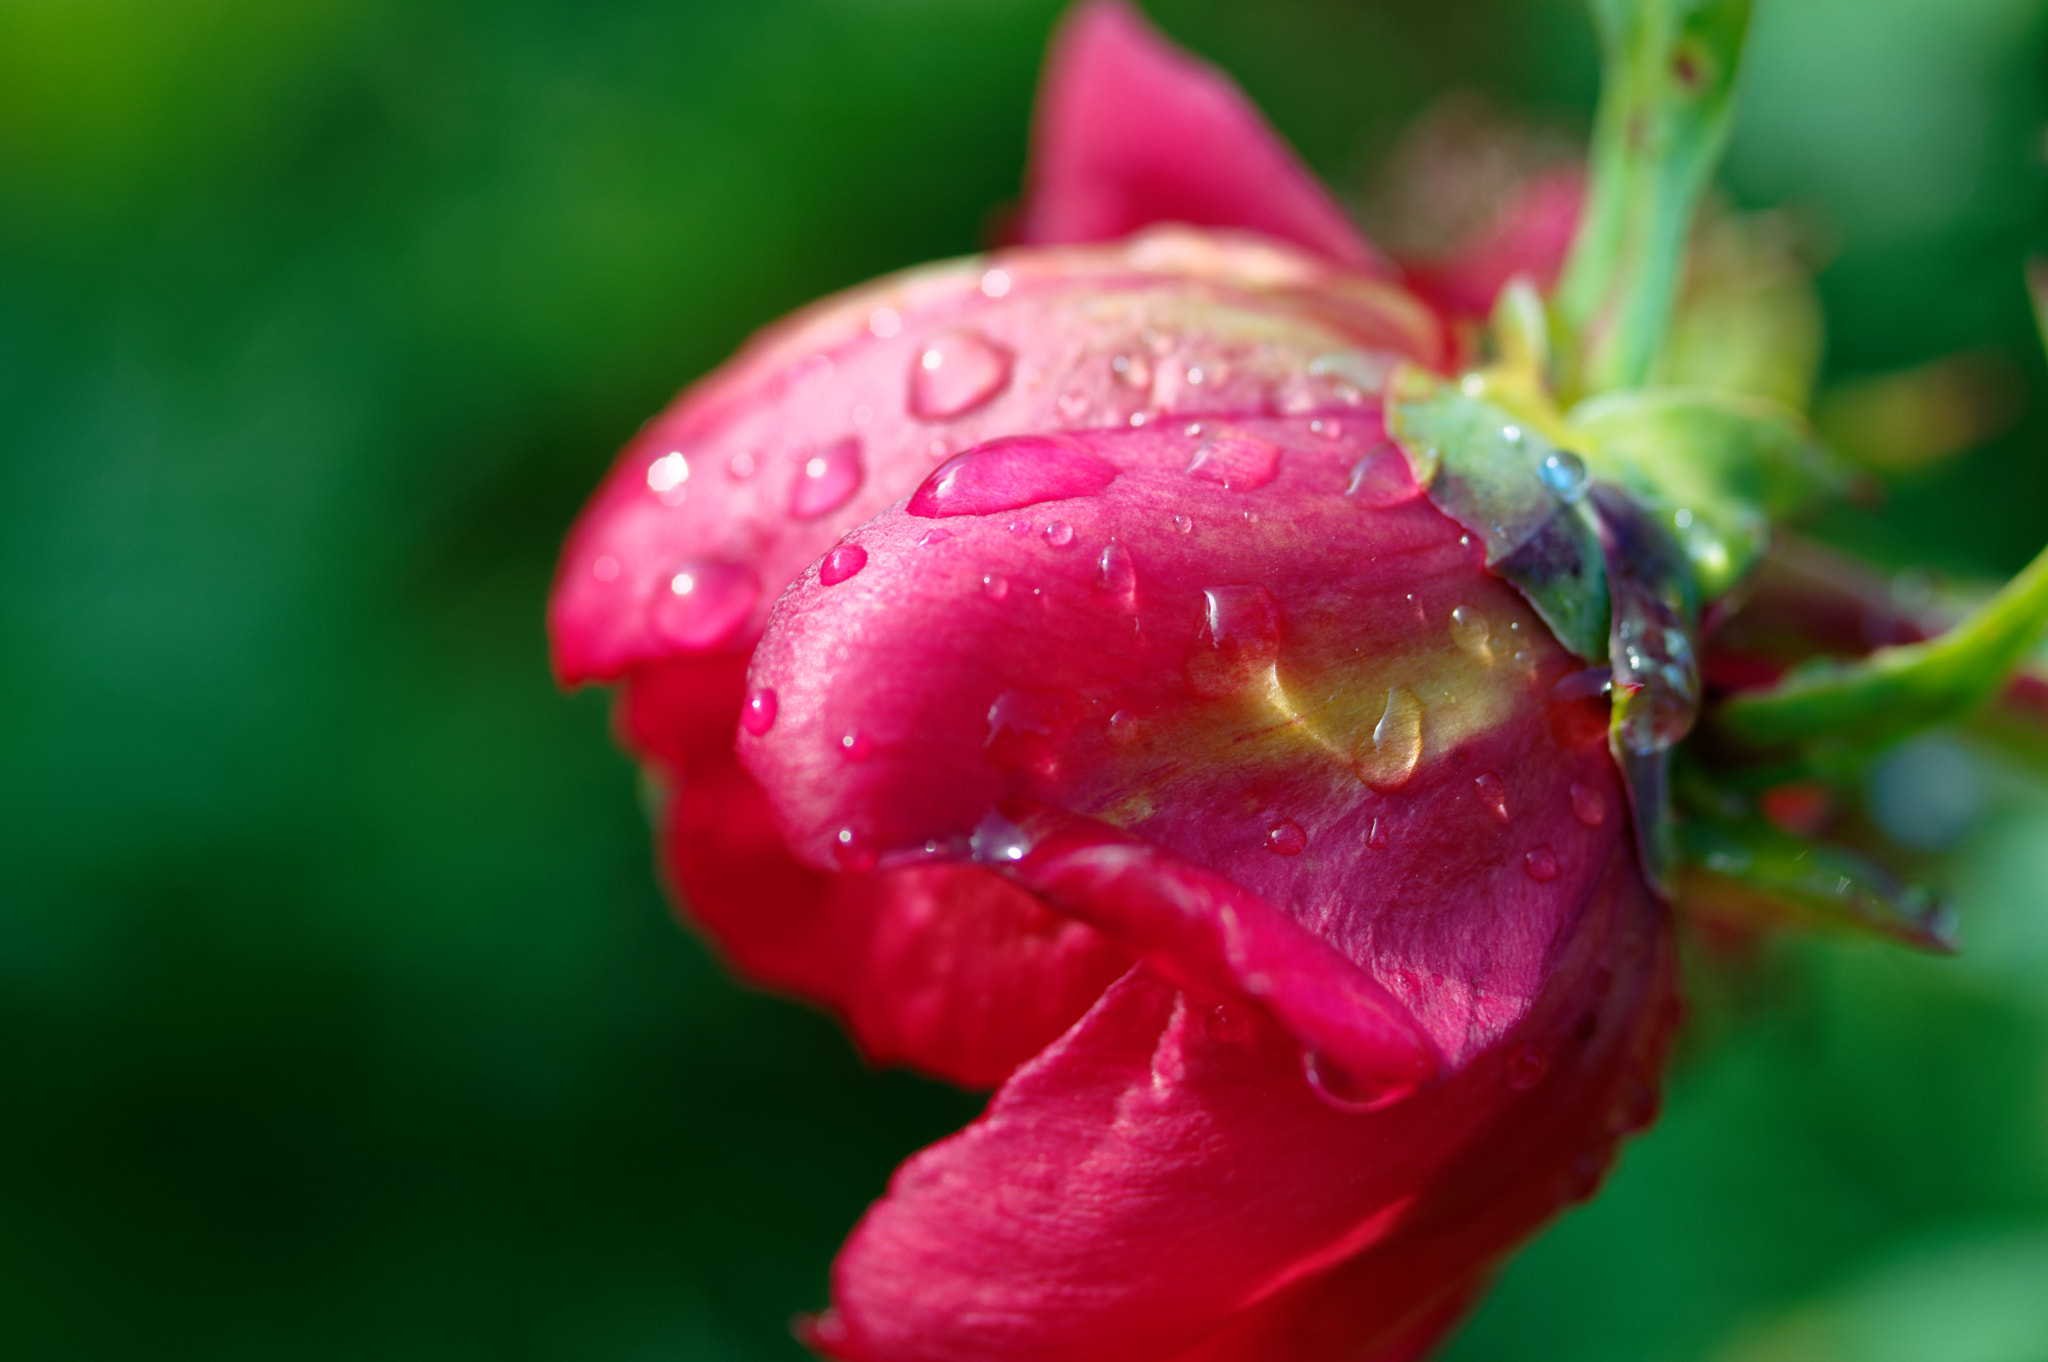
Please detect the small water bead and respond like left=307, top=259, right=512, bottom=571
left=1184, top=423, right=1205, bottom=438
left=1550, top=667, right=1615, bottom=750
left=1205, top=1002, right=1254, bottom=1045
left=1111, top=352, right=1152, bottom=389
left=1367, top=817, right=1391, bottom=851
left=789, top=437, right=864, bottom=519
left=1505, top=1041, right=1550, bottom=1091
left=969, top=808, right=1033, bottom=864
left=1524, top=845, right=1560, bottom=882
left=1359, top=687, right=1424, bottom=792
left=1129, top=412, right=1148, bottom=427
left=646, top=450, right=690, bottom=503
left=840, top=731, right=874, bottom=762
left=981, top=574, right=1010, bottom=601
left=1302, top=1050, right=1397, bottom=1114
left=819, top=543, right=868, bottom=585
left=727, top=451, right=756, bottom=479
left=910, top=329, right=1014, bottom=421
left=908, top=436, right=1120, bottom=517
left=979, top=268, right=1012, bottom=298
left=1346, top=445, right=1420, bottom=508
left=868, top=306, right=902, bottom=338
left=835, top=826, right=877, bottom=872
left=1474, top=772, right=1510, bottom=822
left=742, top=687, right=778, bottom=736
left=1172, top=514, right=1194, bottom=534
left=1265, top=819, right=1308, bottom=856
left=916, top=528, right=953, bottom=548
left=1186, top=430, right=1282, bottom=490
left=1106, top=708, right=1141, bottom=745
left=1042, top=520, right=1075, bottom=547
left=1309, top=418, right=1342, bottom=440
left=1096, top=539, right=1137, bottom=599
left=1184, top=585, right=1283, bottom=698
left=1449, top=605, right=1492, bottom=661
left=1570, top=782, right=1606, bottom=826
left=652, top=559, right=760, bottom=649
left=591, top=555, right=619, bottom=582
left=1538, top=449, right=1590, bottom=503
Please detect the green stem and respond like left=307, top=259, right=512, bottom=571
left=1554, top=0, right=1753, bottom=398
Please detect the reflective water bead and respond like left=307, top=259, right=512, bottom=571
left=1185, top=430, right=1281, bottom=490
left=908, top=436, right=1119, bottom=517
left=1184, top=585, right=1282, bottom=698
left=1449, top=605, right=1492, bottom=661
left=646, top=450, right=690, bottom=504
left=840, top=731, right=874, bottom=762
left=910, top=329, right=1014, bottom=421
left=1524, top=845, right=1560, bottom=882
left=1096, top=539, right=1137, bottom=599
left=742, top=687, right=778, bottom=735
left=789, top=437, right=864, bottom=519
left=819, top=543, right=868, bottom=585
left=651, top=559, right=759, bottom=650
left=1359, top=688, right=1425, bottom=792
left=1042, top=520, right=1075, bottom=547
left=981, top=574, right=1010, bottom=601
left=1265, top=819, right=1308, bottom=856
left=1570, top=782, right=1606, bottom=826
left=1538, top=449, right=1589, bottom=502
left=1474, top=772, right=1510, bottom=822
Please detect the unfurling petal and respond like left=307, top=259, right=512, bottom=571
left=1019, top=1, right=1386, bottom=272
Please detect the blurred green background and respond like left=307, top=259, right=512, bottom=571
left=3, top=0, right=2047, bottom=1357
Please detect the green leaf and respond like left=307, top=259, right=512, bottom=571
left=1674, top=814, right=1958, bottom=954
left=1386, top=365, right=1612, bottom=660
left=1555, top=0, right=1754, bottom=397
left=1568, top=387, right=1848, bottom=598
left=1716, top=539, right=2048, bottom=753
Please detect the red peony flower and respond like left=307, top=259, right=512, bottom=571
left=550, top=4, right=1681, bottom=1358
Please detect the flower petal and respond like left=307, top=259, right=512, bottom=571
left=1020, top=1, right=1385, bottom=272
left=743, top=415, right=1628, bottom=1064
left=621, top=656, right=1131, bottom=1089
left=811, top=844, right=1673, bottom=1362
left=549, top=234, right=1439, bottom=687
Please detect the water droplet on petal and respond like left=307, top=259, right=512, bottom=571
left=979, top=268, right=1011, bottom=298
left=1096, top=539, right=1137, bottom=600
left=1525, top=845, right=1559, bottom=881
left=1345, top=444, right=1420, bottom=508
left=1266, top=818, right=1308, bottom=856
left=1172, top=514, right=1193, bottom=534
left=981, top=573, right=1010, bottom=601
left=819, top=543, right=868, bottom=585
left=840, top=731, right=873, bottom=762
left=910, top=330, right=1014, bottom=421
left=1506, top=1041, right=1550, bottom=1091
left=1205, top=1002, right=1253, bottom=1044
left=916, top=528, right=952, bottom=548
left=985, top=688, right=1077, bottom=774
left=1111, top=352, right=1152, bottom=389
left=591, top=555, right=619, bottom=582
left=652, top=559, right=760, bottom=649
left=868, top=307, right=902, bottom=338
left=835, top=826, right=876, bottom=872
left=1368, top=817, right=1391, bottom=850
left=1302, top=1050, right=1400, bottom=1114
left=1184, top=585, right=1282, bottom=698
left=789, top=437, right=864, bottom=519
left=1538, top=449, right=1590, bottom=502
left=742, top=687, right=778, bottom=735
left=969, top=808, right=1033, bottom=864
left=647, top=450, right=690, bottom=503
left=1310, top=418, right=1342, bottom=439
left=1474, top=772, right=1510, bottom=822
left=1570, top=782, right=1606, bottom=826
left=908, top=435, right=1119, bottom=517
left=728, top=451, right=756, bottom=479
left=1186, top=430, right=1281, bottom=490
left=1106, top=708, right=1140, bottom=745
left=1449, top=605, right=1492, bottom=661
left=1550, top=668, right=1614, bottom=750
left=1358, top=688, right=1424, bottom=791
left=1042, top=520, right=1074, bottom=547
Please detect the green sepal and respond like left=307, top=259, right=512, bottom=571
left=1386, top=364, right=1611, bottom=661
left=1555, top=0, right=1754, bottom=398
left=1717, top=538, right=2048, bottom=754
left=1567, top=387, right=1849, bottom=598
left=1673, top=814, right=1958, bottom=955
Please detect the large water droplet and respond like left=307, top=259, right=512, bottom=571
left=1506, top=1041, right=1550, bottom=1091
left=1266, top=818, right=1308, bottom=856
left=789, top=437, right=864, bottom=520
left=1358, top=687, right=1424, bottom=791
left=1524, top=845, right=1559, bottom=881
left=1449, top=605, right=1492, bottom=661
left=1474, top=772, right=1510, bottom=822
left=742, top=686, right=778, bottom=736
left=908, top=436, right=1120, bottom=518
left=1185, top=430, right=1281, bottom=490
left=651, top=559, right=759, bottom=649
left=1538, top=449, right=1590, bottom=502
left=910, top=329, right=1014, bottom=421
left=1184, top=585, right=1282, bottom=698
left=1096, top=539, right=1137, bottom=600
left=819, top=543, right=868, bottom=585
left=1346, top=444, right=1420, bottom=508
left=1570, top=782, right=1606, bottom=827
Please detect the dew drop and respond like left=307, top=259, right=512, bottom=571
left=1367, top=817, right=1391, bottom=851
left=591, top=555, right=619, bottom=582
left=981, top=573, right=1010, bottom=601
left=1524, top=845, right=1560, bottom=882
left=1506, top=1041, right=1550, bottom=1091
left=1106, top=708, right=1140, bottom=745
left=1449, top=605, right=1492, bottom=661
left=979, top=268, right=1011, bottom=298
left=789, top=437, right=864, bottom=519
left=1172, top=514, right=1194, bottom=534
left=1266, top=818, right=1308, bottom=856
left=1570, top=782, right=1606, bottom=826
left=727, top=451, right=756, bottom=480
left=651, top=559, right=760, bottom=650
left=741, top=687, right=778, bottom=736
left=1057, top=392, right=1090, bottom=421
left=969, top=808, right=1033, bottom=864
left=908, top=435, right=1119, bottom=518
left=1345, top=444, right=1420, bottom=508
left=910, top=329, right=1014, bottom=421
left=1184, top=585, right=1282, bottom=698
left=1205, top=1002, right=1254, bottom=1044
left=1309, top=418, right=1342, bottom=440
left=1538, top=449, right=1589, bottom=503
left=819, top=543, right=868, bottom=585
left=1474, top=772, right=1510, bottom=822
left=840, top=731, right=873, bottom=762
left=1186, top=430, right=1282, bottom=490
left=646, top=450, right=690, bottom=503
left=1302, top=1050, right=1399, bottom=1114
left=1111, top=352, right=1152, bottom=389
left=1042, top=520, right=1075, bottom=547
left=1359, top=687, right=1424, bottom=792
left=1096, top=539, right=1137, bottom=600
left=835, top=826, right=876, bottom=872
left=868, top=307, right=902, bottom=339
left=916, top=528, right=952, bottom=548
